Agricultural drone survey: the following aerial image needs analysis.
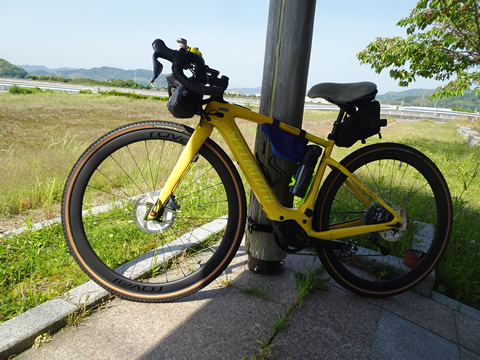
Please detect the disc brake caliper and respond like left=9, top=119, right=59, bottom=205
left=133, top=193, right=180, bottom=234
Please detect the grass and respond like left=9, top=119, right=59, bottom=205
left=0, top=219, right=88, bottom=323
left=0, top=90, right=178, bottom=221
left=382, top=120, right=480, bottom=306
left=0, top=90, right=479, bottom=324
left=33, top=332, right=52, bottom=349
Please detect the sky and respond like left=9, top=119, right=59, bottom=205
left=1, top=0, right=447, bottom=94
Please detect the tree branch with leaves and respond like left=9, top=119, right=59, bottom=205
left=357, top=0, right=480, bottom=99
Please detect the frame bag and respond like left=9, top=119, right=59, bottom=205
left=261, top=122, right=308, bottom=163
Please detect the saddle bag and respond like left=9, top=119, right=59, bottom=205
left=332, top=100, right=386, bottom=147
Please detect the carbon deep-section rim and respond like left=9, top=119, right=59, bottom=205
left=61, top=121, right=246, bottom=302
left=314, top=143, right=452, bottom=297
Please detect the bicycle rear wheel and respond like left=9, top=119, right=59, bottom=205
left=62, top=121, right=246, bottom=302
left=314, top=143, right=452, bottom=297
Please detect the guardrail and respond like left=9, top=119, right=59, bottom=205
left=381, top=107, right=478, bottom=122
left=304, top=102, right=478, bottom=122
left=2, top=78, right=479, bottom=122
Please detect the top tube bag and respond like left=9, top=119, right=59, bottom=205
left=261, top=121, right=308, bottom=163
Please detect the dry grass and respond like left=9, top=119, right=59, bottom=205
left=0, top=92, right=185, bottom=230
left=0, top=92, right=332, bottom=231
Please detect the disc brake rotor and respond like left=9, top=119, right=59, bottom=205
left=365, top=203, right=408, bottom=242
left=378, top=205, right=407, bottom=242
left=133, top=191, right=176, bottom=234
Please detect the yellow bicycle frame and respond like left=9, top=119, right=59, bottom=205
left=150, top=101, right=402, bottom=241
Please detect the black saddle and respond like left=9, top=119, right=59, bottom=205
left=308, top=82, right=377, bottom=107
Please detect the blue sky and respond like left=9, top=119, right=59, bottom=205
left=1, top=0, right=446, bottom=93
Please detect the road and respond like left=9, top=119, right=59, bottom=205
left=0, top=78, right=169, bottom=97
left=1, top=77, right=477, bottom=121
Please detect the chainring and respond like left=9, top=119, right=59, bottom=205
left=274, top=233, right=304, bottom=253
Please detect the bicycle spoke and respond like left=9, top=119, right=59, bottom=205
left=63, top=122, right=245, bottom=301
left=316, top=143, right=451, bottom=297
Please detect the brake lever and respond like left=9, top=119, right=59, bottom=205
left=150, top=38, right=225, bottom=97
left=151, top=53, right=164, bottom=84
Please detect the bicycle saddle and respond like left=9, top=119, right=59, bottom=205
left=308, top=82, right=377, bottom=107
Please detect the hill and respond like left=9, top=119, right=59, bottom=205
left=0, top=59, right=28, bottom=78
left=377, top=88, right=436, bottom=102
left=20, top=64, right=166, bottom=87
left=377, top=88, right=479, bottom=112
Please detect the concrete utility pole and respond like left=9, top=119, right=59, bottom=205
left=246, top=0, right=316, bottom=274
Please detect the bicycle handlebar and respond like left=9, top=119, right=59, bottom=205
left=151, top=39, right=225, bottom=97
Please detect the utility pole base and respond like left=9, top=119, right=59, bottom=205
left=247, top=255, right=283, bottom=275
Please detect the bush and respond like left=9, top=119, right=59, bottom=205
left=8, top=85, right=43, bottom=95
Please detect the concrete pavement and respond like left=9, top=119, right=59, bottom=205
left=2, top=242, right=480, bottom=360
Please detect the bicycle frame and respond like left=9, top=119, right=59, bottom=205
left=151, top=100, right=402, bottom=241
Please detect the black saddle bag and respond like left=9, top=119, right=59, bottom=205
left=332, top=101, right=386, bottom=147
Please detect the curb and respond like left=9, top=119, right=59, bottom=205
left=0, top=280, right=110, bottom=359
left=457, top=126, right=480, bottom=147
left=432, top=291, right=480, bottom=322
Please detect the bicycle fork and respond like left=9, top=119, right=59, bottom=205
left=147, top=121, right=214, bottom=221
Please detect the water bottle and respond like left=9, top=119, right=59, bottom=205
left=289, top=145, right=322, bottom=198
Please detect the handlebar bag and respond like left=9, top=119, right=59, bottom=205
left=334, top=100, right=386, bottom=147
left=167, top=85, right=202, bottom=118
left=261, top=122, right=308, bottom=163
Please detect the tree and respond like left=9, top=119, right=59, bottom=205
left=357, top=0, right=480, bottom=99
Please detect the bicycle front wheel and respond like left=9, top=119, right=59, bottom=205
left=314, top=143, right=452, bottom=297
left=62, top=121, right=246, bottom=302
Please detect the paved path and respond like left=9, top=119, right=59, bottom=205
left=5, top=243, right=480, bottom=360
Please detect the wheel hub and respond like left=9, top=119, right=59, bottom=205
left=366, top=203, right=407, bottom=242
left=378, top=205, right=407, bottom=242
left=133, top=192, right=177, bottom=234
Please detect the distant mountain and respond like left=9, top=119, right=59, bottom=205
left=377, top=89, right=436, bottom=102
left=0, top=58, right=28, bottom=78
left=377, top=88, right=479, bottom=112
left=20, top=65, right=77, bottom=73
left=15, top=63, right=261, bottom=93
left=19, top=64, right=166, bottom=87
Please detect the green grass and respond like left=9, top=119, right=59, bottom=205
left=0, top=91, right=479, bottom=324
left=381, top=120, right=480, bottom=307
left=0, top=220, right=88, bottom=323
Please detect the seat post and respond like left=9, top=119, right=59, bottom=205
left=328, top=108, right=346, bottom=141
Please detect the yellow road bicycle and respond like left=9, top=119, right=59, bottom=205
left=62, top=39, right=453, bottom=302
